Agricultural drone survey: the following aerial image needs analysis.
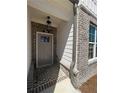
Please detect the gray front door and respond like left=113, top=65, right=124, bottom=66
left=36, top=32, right=53, bottom=68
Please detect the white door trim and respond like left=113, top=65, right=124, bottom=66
left=36, top=32, right=54, bottom=68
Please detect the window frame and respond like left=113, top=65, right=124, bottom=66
left=88, top=23, right=97, bottom=64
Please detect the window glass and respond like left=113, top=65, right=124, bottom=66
left=89, top=25, right=95, bottom=42
left=88, top=24, right=97, bottom=59
left=88, top=44, right=94, bottom=59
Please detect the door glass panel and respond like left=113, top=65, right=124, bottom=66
left=40, top=36, right=49, bottom=43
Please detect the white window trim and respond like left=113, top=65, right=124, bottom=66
left=88, top=24, right=97, bottom=64
left=88, top=57, right=97, bottom=65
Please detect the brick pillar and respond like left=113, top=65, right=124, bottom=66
left=76, top=8, right=90, bottom=87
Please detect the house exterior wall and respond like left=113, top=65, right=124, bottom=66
left=57, top=17, right=74, bottom=69
left=71, top=6, right=97, bottom=88
left=79, top=0, right=97, bottom=16
left=56, top=5, right=97, bottom=88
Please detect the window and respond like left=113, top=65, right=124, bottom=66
left=88, top=24, right=97, bottom=59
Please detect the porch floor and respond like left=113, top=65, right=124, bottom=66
left=40, top=77, right=81, bottom=93
left=27, top=63, right=68, bottom=93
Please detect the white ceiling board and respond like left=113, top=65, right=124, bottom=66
left=29, top=6, right=64, bottom=27
left=27, top=0, right=73, bottom=21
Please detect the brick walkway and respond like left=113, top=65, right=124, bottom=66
left=40, top=77, right=81, bottom=93
left=27, top=63, right=68, bottom=93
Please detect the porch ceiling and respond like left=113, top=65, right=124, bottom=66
left=27, top=0, right=73, bottom=22
left=29, top=6, right=64, bottom=27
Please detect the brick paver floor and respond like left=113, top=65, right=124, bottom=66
left=41, top=77, right=81, bottom=93
left=27, top=63, right=67, bottom=93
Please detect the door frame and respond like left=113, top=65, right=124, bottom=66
left=36, top=32, right=54, bottom=68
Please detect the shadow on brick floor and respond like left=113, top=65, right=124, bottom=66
left=27, top=63, right=67, bottom=93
